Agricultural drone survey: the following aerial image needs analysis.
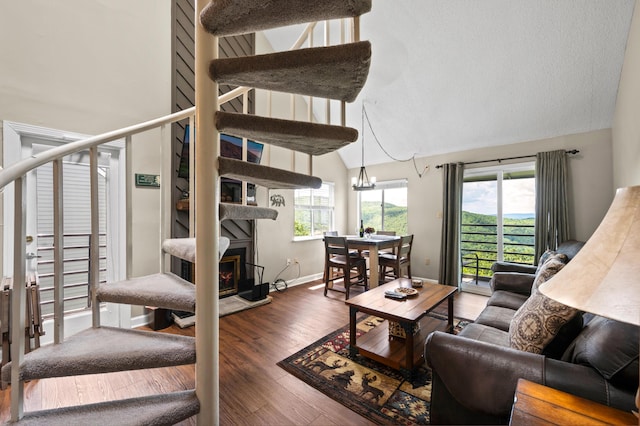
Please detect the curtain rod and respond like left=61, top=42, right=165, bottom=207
left=435, top=149, right=579, bottom=169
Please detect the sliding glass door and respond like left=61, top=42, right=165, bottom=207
left=461, top=163, right=535, bottom=293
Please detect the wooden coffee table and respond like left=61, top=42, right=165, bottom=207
left=345, top=278, right=456, bottom=378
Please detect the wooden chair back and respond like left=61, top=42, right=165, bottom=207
left=324, top=236, right=350, bottom=259
left=398, top=234, right=413, bottom=261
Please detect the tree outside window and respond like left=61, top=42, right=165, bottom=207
left=294, top=183, right=334, bottom=237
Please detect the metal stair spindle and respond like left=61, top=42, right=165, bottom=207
left=10, top=176, right=27, bottom=420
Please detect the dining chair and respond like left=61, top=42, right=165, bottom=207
left=322, top=231, right=339, bottom=282
left=323, top=236, right=368, bottom=299
left=378, top=234, right=413, bottom=284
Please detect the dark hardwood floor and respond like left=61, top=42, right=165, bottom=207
left=0, top=281, right=486, bottom=425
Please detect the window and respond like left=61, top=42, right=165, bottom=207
left=358, top=179, right=408, bottom=234
left=294, top=183, right=334, bottom=237
left=461, top=163, right=535, bottom=287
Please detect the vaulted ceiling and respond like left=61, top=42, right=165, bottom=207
left=263, top=1, right=636, bottom=170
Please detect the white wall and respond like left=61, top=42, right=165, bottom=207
left=349, top=129, right=614, bottom=281
left=613, top=0, right=640, bottom=188
left=0, top=1, right=172, bottom=279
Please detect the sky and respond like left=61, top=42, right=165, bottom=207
left=462, top=178, right=535, bottom=216
left=360, top=187, right=408, bottom=207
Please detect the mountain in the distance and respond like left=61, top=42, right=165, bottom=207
left=503, top=213, right=535, bottom=219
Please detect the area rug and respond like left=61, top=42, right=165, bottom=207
left=277, top=314, right=469, bottom=425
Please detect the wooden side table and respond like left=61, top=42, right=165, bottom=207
left=510, top=378, right=637, bottom=425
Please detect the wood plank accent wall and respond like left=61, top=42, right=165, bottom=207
left=171, top=0, right=256, bottom=273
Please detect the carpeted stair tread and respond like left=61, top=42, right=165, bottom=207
left=162, top=237, right=197, bottom=262
left=209, top=42, right=371, bottom=103
left=97, top=272, right=195, bottom=313
left=220, top=203, right=278, bottom=221
left=14, top=390, right=199, bottom=426
left=219, top=157, right=322, bottom=189
left=201, top=0, right=371, bottom=37
left=215, top=111, right=358, bottom=156
left=162, top=236, right=230, bottom=263
left=1, top=327, right=195, bottom=383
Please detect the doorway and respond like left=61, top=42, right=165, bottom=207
left=2, top=122, right=126, bottom=340
left=461, top=162, right=536, bottom=295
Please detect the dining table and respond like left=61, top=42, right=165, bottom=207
left=344, top=234, right=401, bottom=287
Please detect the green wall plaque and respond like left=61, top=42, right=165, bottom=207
left=135, top=173, right=160, bottom=188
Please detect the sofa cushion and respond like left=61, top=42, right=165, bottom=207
left=475, top=306, right=517, bottom=332
left=509, top=290, right=579, bottom=354
left=457, top=323, right=510, bottom=347
left=486, top=290, right=529, bottom=311
left=562, top=316, right=639, bottom=390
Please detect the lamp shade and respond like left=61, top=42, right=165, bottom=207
left=539, top=185, right=640, bottom=326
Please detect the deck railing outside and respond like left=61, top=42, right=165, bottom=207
left=36, top=233, right=107, bottom=316
left=461, top=223, right=535, bottom=280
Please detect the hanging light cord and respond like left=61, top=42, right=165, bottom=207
left=362, top=105, right=430, bottom=178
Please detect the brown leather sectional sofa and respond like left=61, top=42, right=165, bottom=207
left=424, top=240, right=639, bottom=424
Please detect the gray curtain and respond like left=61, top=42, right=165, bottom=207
left=535, top=150, right=570, bottom=262
left=439, top=163, right=464, bottom=287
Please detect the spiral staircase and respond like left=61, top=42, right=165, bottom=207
left=0, top=0, right=372, bottom=423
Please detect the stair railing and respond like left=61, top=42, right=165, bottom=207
left=0, top=107, right=194, bottom=419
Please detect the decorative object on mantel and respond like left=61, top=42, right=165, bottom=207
left=352, top=106, right=376, bottom=191
left=270, top=194, right=285, bottom=207
left=538, top=185, right=640, bottom=418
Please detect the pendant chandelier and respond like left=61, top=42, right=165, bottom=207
left=352, top=105, right=376, bottom=191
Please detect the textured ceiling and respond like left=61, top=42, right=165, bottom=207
left=263, top=1, right=636, bottom=169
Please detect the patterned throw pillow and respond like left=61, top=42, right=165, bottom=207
left=509, top=291, right=580, bottom=354
left=536, top=250, right=569, bottom=273
left=537, top=249, right=556, bottom=268
left=531, top=255, right=568, bottom=295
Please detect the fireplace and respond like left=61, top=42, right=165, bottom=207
left=219, top=248, right=246, bottom=297
left=180, top=246, right=250, bottom=298
left=178, top=219, right=256, bottom=299
left=219, top=255, right=240, bottom=296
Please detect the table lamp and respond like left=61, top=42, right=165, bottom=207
left=538, top=185, right=640, bottom=418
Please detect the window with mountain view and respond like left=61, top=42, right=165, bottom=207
left=358, top=179, right=408, bottom=235
left=461, top=163, right=535, bottom=285
left=294, top=183, right=334, bottom=238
